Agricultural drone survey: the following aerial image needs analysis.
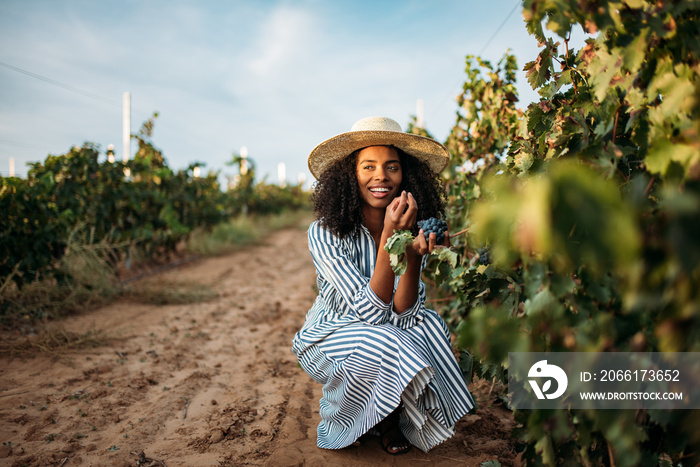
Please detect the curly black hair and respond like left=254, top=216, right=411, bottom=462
left=310, top=147, right=446, bottom=239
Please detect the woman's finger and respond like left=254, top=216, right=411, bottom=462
left=402, top=193, right=418, bottom=226
left=405, top=192, right=418, bottom=215
left=414, top=229, right=429, bottom=255
left=428, top=231, right=437, bottom=252
left=391, top=191, right=408, bottom=221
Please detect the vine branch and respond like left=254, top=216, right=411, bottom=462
left=449, top=227, right=470, bottom=238
left=612, top=107, right=620, bottom=142
left=564, top=32, right=579, bottom=95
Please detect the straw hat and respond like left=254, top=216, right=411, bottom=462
left=307, top=116, right=449, bottom=179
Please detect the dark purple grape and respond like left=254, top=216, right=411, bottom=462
left=417, top=218, right=447, bottom=244
left=477, top=247, right=491, bottom=265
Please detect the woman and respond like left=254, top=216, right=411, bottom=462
left=292, top=117, right=474, bottom=455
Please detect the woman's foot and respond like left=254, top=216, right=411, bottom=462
left=380, top=424, right=411, bottom=455
left=346, top=432, right=368, bottom=449
left=379, top=410, right=411, bottom=455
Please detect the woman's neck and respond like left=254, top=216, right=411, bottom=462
left=362, top=205, right=385, bottom=242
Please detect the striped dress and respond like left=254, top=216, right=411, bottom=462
left=292, top=220, right=475, bottom=452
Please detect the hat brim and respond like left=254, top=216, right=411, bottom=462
left=308, top=130, right=448, bottom=179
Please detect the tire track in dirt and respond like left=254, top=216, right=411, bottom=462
left=0, top=225, right=522, bottom=466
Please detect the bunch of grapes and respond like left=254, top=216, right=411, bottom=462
left=417, top=217, right=448, bottom=244
left=477, top=247, right=491, bottom=265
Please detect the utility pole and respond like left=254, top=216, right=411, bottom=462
left=278, top=162, right=286, bottom=188
left=416, top=99, right=425, bottom=129
left=240, top=146, right=248, bottom=175
left=123, top=91, right=131, bottom=162
left=240, top=146, right=249, bottom=217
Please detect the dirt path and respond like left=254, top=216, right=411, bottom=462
left=0, top=225, right=520, bottom=466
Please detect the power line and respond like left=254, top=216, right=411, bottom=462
left=1, top=61, right=264, bottom=170
left=477, top=0, right=521, bottom=57
left=0, top=61, right=222, bottom=159
left=428, top=0, right=522, bottom=124
left=0, top=139, right=47, bottom=150
left=0, top=61, right=122, bottom=107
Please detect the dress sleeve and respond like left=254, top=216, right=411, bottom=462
left=389, top=266, right=428, bottom=329
left=308, top=222, right=390, bottom=325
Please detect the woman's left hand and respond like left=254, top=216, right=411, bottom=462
left=408, top=228, right=450, bottom=257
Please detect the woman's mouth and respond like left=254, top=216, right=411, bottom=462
left=368, top=186, right=392, bottom=198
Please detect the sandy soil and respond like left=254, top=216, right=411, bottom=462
left=0, top=225, right=521, bottom=466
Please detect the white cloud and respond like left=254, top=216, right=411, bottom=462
left=247, top=6, right=315, bottom=77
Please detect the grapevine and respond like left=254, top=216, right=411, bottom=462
left=0, top=116, right=309, bottom=296
left=435, top=1, right=700, bottom=465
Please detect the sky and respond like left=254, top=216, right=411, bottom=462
left=0, top=0, right=585, bottom=186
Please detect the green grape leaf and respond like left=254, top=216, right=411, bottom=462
left=534, top=435, right=556, bottom=466
left=431, top=245, right=459, bottom=270
left=384, top=231, right=460, bottom=276
left=384, top=230, right=414, bottom=275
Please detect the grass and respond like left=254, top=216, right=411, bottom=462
left=186, top=209, right=313, bottom=256
left=0, top=209, right=314, bottom=332
left=0, top=227, right=122, bottom=326
left=121, top=278, right=219, bottom=305
left=0, top=325, right=118, bottom=358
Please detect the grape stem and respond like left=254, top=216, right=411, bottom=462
left=448, top=227, right=469, bottom=239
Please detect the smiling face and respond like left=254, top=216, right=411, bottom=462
left=355, top=146, right=402, bottom=211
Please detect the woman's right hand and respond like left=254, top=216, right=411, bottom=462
left=383, top=191, right=417, bottom=234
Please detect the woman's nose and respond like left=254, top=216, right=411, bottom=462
left=374, top=167, right=387, bottom=180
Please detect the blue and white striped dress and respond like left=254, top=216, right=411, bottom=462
left=292, top=220, right=475, bottom=452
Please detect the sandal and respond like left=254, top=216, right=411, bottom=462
left=346, top=432, right=368, bottom=449
left=379, top=412, right=412, bottom=455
